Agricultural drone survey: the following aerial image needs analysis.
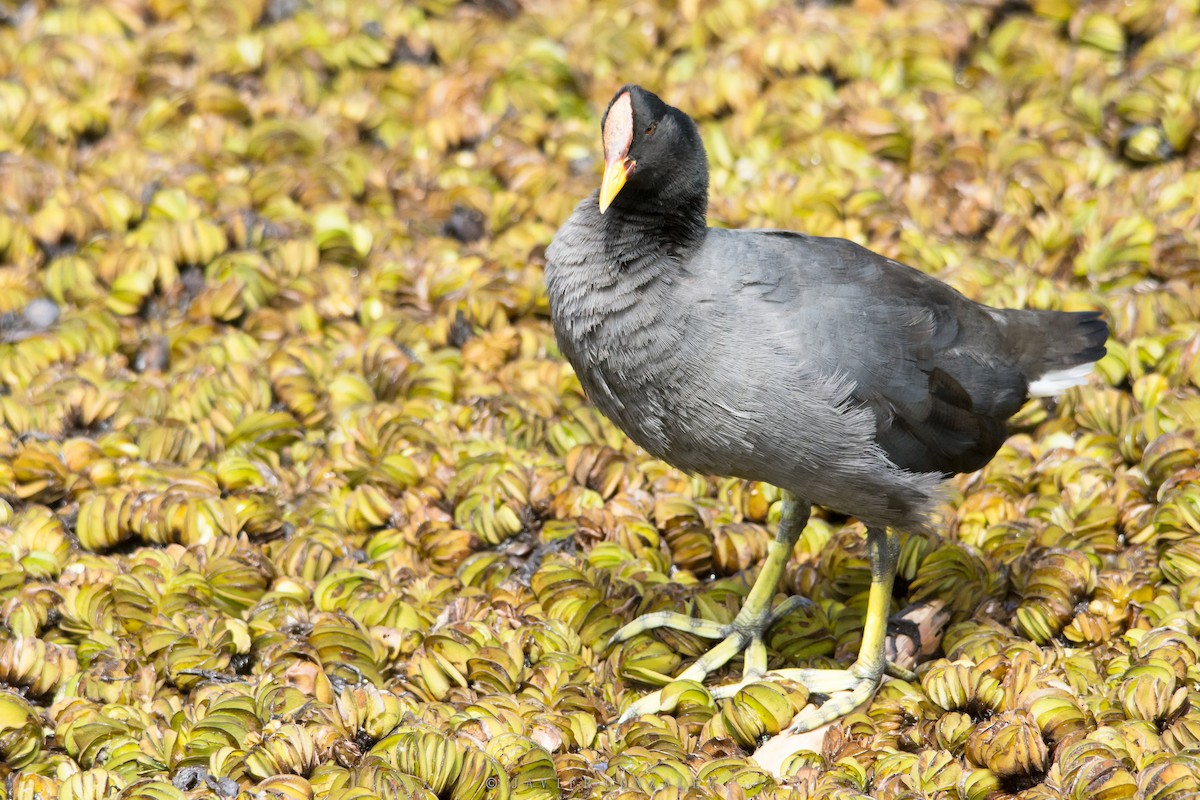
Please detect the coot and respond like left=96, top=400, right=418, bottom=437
left=544, top=85, right=1108, bottom=730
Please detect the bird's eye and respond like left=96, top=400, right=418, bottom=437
left=645, top=123, right=656, bottom=136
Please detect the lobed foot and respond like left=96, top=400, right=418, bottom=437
left=611, top=596, right=810, bottom=723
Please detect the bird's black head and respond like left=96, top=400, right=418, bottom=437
left=597, top=85, right=709, bottom=215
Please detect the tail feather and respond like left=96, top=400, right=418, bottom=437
left=999, top=309, right=1109, bottom=397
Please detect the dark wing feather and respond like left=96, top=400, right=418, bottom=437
left=741, top=232, right=1027, bottom=475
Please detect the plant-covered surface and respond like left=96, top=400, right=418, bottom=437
left=1, top=0, right=1199, bottom=798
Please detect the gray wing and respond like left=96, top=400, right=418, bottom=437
left=702, top=230, right=1027, bottom=476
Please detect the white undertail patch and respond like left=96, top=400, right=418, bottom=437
left=1028, top=362, right=1094, bottom=397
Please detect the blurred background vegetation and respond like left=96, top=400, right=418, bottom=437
left=0, top=0, right=1199, bottom=799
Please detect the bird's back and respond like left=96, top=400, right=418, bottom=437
left=680, top=228, right=1106, bottom=475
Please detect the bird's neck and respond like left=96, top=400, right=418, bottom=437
left=601, top=193, right=707, bottom=271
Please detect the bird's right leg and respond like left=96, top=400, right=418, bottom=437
left=610, top=491, right=812, bottom=722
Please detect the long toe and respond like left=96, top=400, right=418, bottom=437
left=607, top=611, right=730, bottom=648
left=618, top=689, right=671, bottom=723
left=761, top=667, right=884, bottom=733
left=616, top=626, right=751, bottom=722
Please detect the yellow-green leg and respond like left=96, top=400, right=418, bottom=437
left=765, top=525, right=903, bottom=731
left=613, top=493, right=812, bottom=723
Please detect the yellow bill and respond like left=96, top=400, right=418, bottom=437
left=599, top=157, right=632, bottom=214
